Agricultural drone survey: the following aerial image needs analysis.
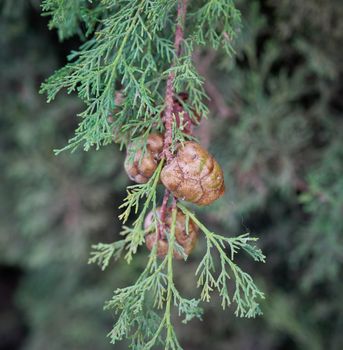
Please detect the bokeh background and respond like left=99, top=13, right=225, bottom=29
left=1, top=0, right=342, bottom=349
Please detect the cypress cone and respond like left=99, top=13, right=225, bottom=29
left=144, top=207, right=199, bottom=259
left=124, top=133, right=163, bottom=183
left=160, top=141, right=225, bottom=205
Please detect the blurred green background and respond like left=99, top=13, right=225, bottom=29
left=1, top=0, right=342, bottom=349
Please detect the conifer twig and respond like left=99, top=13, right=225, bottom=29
left=162, top=0, right=188, bottom=162
left=158, top=189, right=170, bottom=239
left=41, top=1, right=266, bottom=347
left=159, top=0, right=188, bottom=238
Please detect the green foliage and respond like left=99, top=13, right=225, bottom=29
left=89, top=173, right=264, bottom=348
left=178, top=204, right=265, bottom=317
left=190, top=0, right=241, bottom=53
left=41, top=0, right=102, bottom=40
left=91, top=204, right=264, bottom=349
left=40, top=0, right=239, bottom=152
left=102, top=209, right=202, bottom=349
left=118, top=160, right=164, bottom=262
left=295, top=136, right=343, bottom=289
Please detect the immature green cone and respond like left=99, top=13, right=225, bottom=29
left=160, top=142, right=225, bottom=205
left=124, top=133, right=163, bottom=183
left=144, top=207, right=199, bottom=259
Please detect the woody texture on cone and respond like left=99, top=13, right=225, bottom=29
left=144, top=207, right=199, bottom=259
left=124, top=133, right=163, bottom=183
left=160, top=141, right=225, bottom=205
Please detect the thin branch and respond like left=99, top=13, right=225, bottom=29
left=158, top=0, right=188, bottom=238
left=162, top=0, right=188, bottom=162
left=158, top=189, right=170, bottom=239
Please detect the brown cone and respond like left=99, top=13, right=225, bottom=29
left=124, top=133, right=163, bottom=183
left=160, top=142, right=225, bottom=205
left=144, top=207, right=199, bottom=259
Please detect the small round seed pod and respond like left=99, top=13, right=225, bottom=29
left=144, top=207, right=199, bottom=259
left=160, top=142, right=225, bottom=205
left=145, top=232, right=170, bottom=257
left=124, top=133, right=163, bottom=183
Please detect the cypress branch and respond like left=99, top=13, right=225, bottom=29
left=41, top=1, right=265, bottom=348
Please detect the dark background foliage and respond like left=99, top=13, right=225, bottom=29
left=0, top=0, right=342, bottom=349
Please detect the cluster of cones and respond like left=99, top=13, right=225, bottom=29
left=124, top=95, right=225, bottom=259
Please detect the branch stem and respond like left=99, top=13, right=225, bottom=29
left=162, top=0, right=188, bottom=162
left=158, top=0, right=187, bottom=241
left=158, top=189, right=170, bottom=239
